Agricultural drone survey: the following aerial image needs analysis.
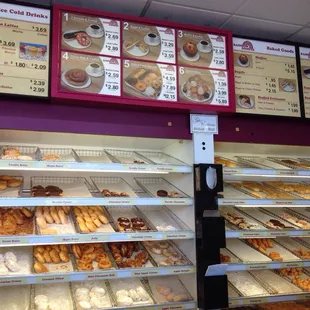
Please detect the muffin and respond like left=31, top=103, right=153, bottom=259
left=183, top=41, right=198, bottom=58
left=239, top=54, right=248, bottom=65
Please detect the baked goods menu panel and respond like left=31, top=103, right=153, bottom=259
left=233, top=38, right=300, bottom=117
left=300, top=47, right=310, bottom=118
left=0, top=3, right=50, bottom=97
left=54, top=5, right=234, bottom=111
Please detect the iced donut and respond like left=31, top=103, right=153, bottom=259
left=78, top=301, right=92, bottom=309
left=4, top=252, right=17, bottom=262
left=135, top=81, right=147, bottom=92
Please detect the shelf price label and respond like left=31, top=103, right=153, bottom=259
left=131, top=269, right=161, bottom=277
left=0, top=277, right=28, bottom=286
left=36, top=275, right=70, bottom=283
left=0, top=237, right=29, bottom=245
left=86, top=271, right=117, bottom=280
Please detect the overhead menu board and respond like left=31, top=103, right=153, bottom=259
left=0, top=2, right=50, bottom=97
left=233, top=38, right=301, bottom=117
left=52, top=5, right=234, bottom=112
left=300, top=47, right=310, bottom=118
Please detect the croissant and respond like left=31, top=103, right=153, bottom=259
left=127, top=242, right=134, bottom=258
left=135, top=251, right=149, bottom=264
left=121, top=243, right=128, bottom=257
left=3, top=214, right=17, bottom=234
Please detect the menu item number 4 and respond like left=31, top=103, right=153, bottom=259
left=61, top=52, right=120, bottom=96
left=177, top=30, right=226, bottom=70
left=123, top=60, right=177, bottom=101
left=123, top=22, right=175, bottom=64
left=62, top=12, right=120, bottom=57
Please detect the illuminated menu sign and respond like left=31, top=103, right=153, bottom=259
left=52, top=5, right=234, bottom=112
left=0, top=2, right=50, bottom=97
left=300, top=47, right=310, bottom=118
left=233, top=38, right=300, bottom=117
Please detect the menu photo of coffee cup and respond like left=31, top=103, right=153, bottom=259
left=61, top=52, right=105, bottom=94
left=19, top=42, right=47, bottom=62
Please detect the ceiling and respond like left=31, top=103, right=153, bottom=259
left=15, top=0, right=310, bottom=44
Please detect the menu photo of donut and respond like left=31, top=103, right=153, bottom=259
left=123, top=21, right=176, bottom=64
left=60, top=51, right=121, bottom=96
left=178, top=66, right=229, bottom=106
left=19, top=42, right=47, bottom=62
left=123, top=59, right=177, bottom=102
left=177, top=30, right=226, bottom=70
left=62, top=12, right=120, bottom=57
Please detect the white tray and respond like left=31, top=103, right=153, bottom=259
left=226, top=239, right=272, bottom=263
left=252, top=270, right=302, bottom=294
left=147, top=275, right=193, bottom=303
left=91, top=177, right=138, bottom=198
left=228, top=271, right=270, bottom=297
left=135, top=177, right=189, bottom=198
left=31, top=177, right=93, bottom=198
left=34, top=282, right=74, bottom=310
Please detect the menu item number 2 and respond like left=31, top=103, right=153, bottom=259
left=0, top=3, right=50, bottom=97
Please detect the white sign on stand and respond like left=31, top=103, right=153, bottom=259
left=190, top=114, right=218, bottom=134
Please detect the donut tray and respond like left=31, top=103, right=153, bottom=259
left=71, top=243, right=118, bottom=272
left=220, top=247, right=240, bottom=264
left=251, top=270, right=302, bottom=294
left=107, top=277, right=155, bottom=307
left=275, top=237, right=310, bottom=259
left=0, top=145, right=39, bottom=161
left=236, top=156, right=290, bottom=170
left=108, top=241, right=155, bottom=269
left=237, top=207, right=300, bottom=230
left=30, top=176, right=95, bottom=198
left=104, top=149, right=152, bottom=164
left=71, top=205, right=115, bottom=235
left=137, top=205, right=192, bottom=233
left=38, top=147, right=79, bottom=162
left=267, top=157, right=310, bottom=170
left=106, top=205, right=157, bottom=232
left=0, top=176, right=24, bottom=198
left=0, top=284, right=31, bottom=309
left=134, top=177, right=189, bottom=198
left=142, top=240, right=193, bottom=267
left=35, top=207, right=76, bottom=235
left=226, top=239, right=272, bottom=263
left=91, top=176, right=138, bottom=198
left=262, top=181, right=310, bottom=199
left=74, top=149, right=113, bottom=163
left=135, top=151, right=189, bottom=166
left=32, top=282, right=74, bottom=310
left=215, top=155, right=246, bottom=168
left=221, top=182, right=254, bottom=199
left=146, top=275, right=193, bottom=304
left=71, top=280, right=114, bottom=309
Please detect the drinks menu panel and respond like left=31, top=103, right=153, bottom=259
left=0, top=2, right=50, bottom=97
left=300, top=47, right=310, bottom=118
left=53, top=5, right=234, bottom=112
left=233, top=38, right=300, bottom=117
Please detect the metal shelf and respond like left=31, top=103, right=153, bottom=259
left=226, top=229, right=310, bottom=238
left=226, top=260, right=309, bottom=272
left=0, top=265, right=196, bottom=287
left=223, top=167, right=310, bottom=177
left=219, top=198, right=310, bottom=206
left=0, top=197, right=193, bottom=207
left=229, top=292, right=310, bottom=307
left=0, top=160, right=192, bottom=173
left=0, top=231, right=194, bottom=246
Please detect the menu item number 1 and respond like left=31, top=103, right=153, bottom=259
left=122, top=21, right=176, bottom=64
left=0, top=3, right=50, bottom=97
left=61, top=12, right=120, bottom=57
left=234, top=38, right=300, bottom=117
left=300, top=47, right=310, bottom=118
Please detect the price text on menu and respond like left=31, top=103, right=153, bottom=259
left=233, top=38, right=300, bottom=117
left=0, top=3, right=50, bottom=97
left=58, top=8, right=230, bottom=108
left=300, top=47, right=310, bottom=118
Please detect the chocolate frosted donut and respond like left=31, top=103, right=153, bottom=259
left=157, top=190, right=168, bottom=197
left=65, top=69, right=88, bottom=86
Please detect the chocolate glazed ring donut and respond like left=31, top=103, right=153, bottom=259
left=65, top=69, right=88, bottom=86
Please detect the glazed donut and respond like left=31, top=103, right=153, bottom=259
left=34, top=252, right=45, bottom=264
left=151, top=246, right=162, bottom=255
left=49, top=249, right=61, bottom=264
left=34, top=262, right=48, bottom=273
left=78, top=222, right=89, bottom=233
left=163, top=249, right=172, bottom=257
left=59, top=244, right=69, bottom=253
left=58, top=209, right=68, bottom=224
left=82, top=245, right=95, bottom=255
left=7, top=179, right=22, bottom=188
left=169, top=251, right=182, bottom=262
left=21, top=207, right=33, bottom=218
left=59, top=250, right=70, bottom=263
left=34, top=246, right=45, bottom=254
left=43, top=251, right=52, bottom=263
left=98, top=258, right=112, bottom=269
left=85, top=221, right=97, bottom=232
left=76, top=32, right=91, bottom=46
left=43, top=211, right=54, bottom=224
left=135, top=81, right=147, bottom=92
left=158, top=241, right=169, bottom=249
left=91, top=216, right=102, bottom=228
left=72, top=245, right=82, bottom=259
